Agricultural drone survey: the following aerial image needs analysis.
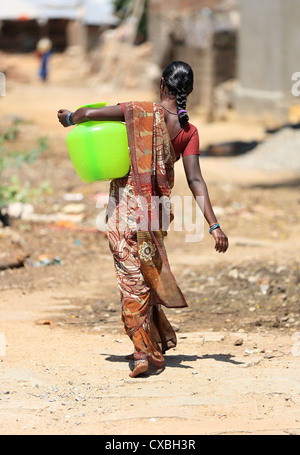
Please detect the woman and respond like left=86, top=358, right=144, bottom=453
left=58, top=61, right=228, bottom=378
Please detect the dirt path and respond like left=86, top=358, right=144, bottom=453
left=1, top=55, right=300, bottom=435
left=1, top=306, right=300, bottom=436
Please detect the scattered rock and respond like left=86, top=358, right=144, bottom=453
left=107, top=303, right=117, bottom=313
left=255, top=316, right=281, bottom=328
left=63, top=193, right=84, bottom=202
left=234, top=338, right=244, bottom=346
left=235, top=127, right=300, bottom=172
left=62, top=203, right=86, bottom=214
left=0, top=250, right=30, bottom=270
left=27, top=255, right=62, bottom=267
left=35, top=319, right=55, bottom=329
left=0, top=227, right=26, bottom=246
left=263, top=353, right=275, bottom=359
left=244, top=348, right=258, bottom=355
left=8, top=202, right=34, bottom=219
left=228, top=268, right=239, bottom=279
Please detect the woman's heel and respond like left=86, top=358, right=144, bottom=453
left=129, top=359, right=148, bottom=378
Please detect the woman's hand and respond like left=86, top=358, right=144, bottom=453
left=211, top=227, right=228, bottom=253
left=57, top=109, right=72, bottom=127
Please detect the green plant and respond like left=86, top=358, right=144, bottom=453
left=0, top=126, right=50, bottom=206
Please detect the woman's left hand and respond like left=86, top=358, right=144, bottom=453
left=57, top=109, right=72, bottom=127
left=211, top=227, right=229, bottom=253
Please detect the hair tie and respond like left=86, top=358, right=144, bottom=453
left=178, top=109, right=187, bottom=115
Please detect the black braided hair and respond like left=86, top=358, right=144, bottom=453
left=162, top=61, right=194, bottom=126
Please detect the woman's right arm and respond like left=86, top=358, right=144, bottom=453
left=182, top=154, right=229, bottom=253
left=57, top=104, right=124, bottom=127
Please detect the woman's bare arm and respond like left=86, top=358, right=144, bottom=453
left=57, top=104, right=124, bottom=127
left=182, top=154, right=229, bottom=253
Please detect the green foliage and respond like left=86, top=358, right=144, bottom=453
left=112, top=0, right=148, bottom=43
left=112, top=0, right=131, bottom=15
left=0, top=126, right=18, bottom=143
left=138, top=1, right=148, bottom=43
left=0, top=127, right=51, bottom=206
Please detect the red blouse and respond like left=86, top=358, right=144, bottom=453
left=171, top=123, right=200, bottom=160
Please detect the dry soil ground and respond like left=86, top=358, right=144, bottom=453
left=0, top=54, right=300, bottom=436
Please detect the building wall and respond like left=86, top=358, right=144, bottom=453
left=148, top=0, right=237, bottom=115
left=238, top=0, right=284, bottom=92
left=0, top=19, right=69, bottom=53
left=284, top=1, right=300, bottom=93
left=0, top=20, right=39, bottom=52
left=148, top=0, right=228, bottom=68
left=236, top=0, right=300, bottom=123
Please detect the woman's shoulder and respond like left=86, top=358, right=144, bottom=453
left=183, top=122, right=198, bottom=132
left=172, top=122, right=199, bottom=144
left=181, top=122, right=199, bottom=140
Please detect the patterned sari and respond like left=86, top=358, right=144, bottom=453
left=106, top=102, right=187, bottom=369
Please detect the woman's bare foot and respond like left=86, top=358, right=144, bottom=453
left=129, top=359, right=148, bottom=378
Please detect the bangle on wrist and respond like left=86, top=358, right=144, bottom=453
left=209, top=223, right=220, bottom=234
left=66, top=112, right=75, bottom=126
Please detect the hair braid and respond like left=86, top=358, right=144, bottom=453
left=176, top=90, right=189, bottom=125
left=162, top=61, right=194, bottom=126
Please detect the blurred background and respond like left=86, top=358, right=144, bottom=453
left=1, top=0, right=300, bottom=124
left=0, top=0, right=299, bottom=335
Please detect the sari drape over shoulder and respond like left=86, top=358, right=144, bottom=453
left=106, top=102, right=187, bottom=368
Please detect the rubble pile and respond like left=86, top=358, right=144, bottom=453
left=235, top=127, right=300, bottom=172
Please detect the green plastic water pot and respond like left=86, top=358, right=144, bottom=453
left=66, top=102, right=130, bottom=182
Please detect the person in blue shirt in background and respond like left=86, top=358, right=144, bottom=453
left=36, top=37, right=52, bottom=82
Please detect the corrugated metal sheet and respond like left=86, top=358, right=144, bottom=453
left=84, top=0, right=119, bottom=25
left=0, top=0, right=40, bottom=20
left=28, top=0, right=79, bottom=20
